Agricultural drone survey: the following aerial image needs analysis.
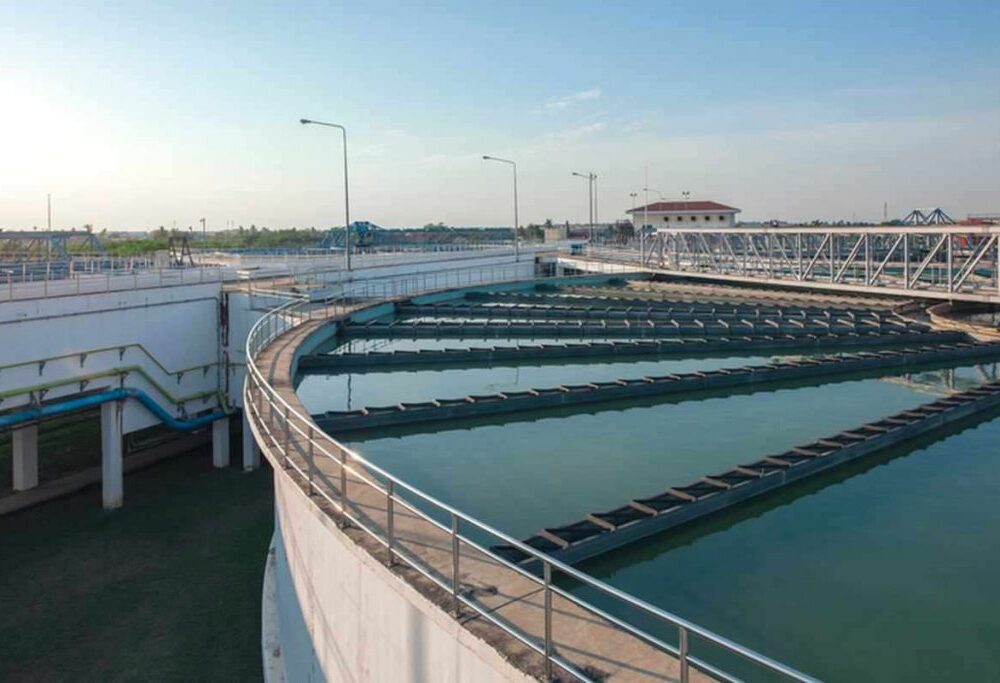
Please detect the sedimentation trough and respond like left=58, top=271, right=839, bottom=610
left=492, top=377, right=1000, bottom=567
left=465, top=289, right=899, bottom=312
left=300, top=330, right=967, bottom=371
left=343, top=315, right=924, bottom=339
left=396, top=302, right=901, bottom=323
left=313, top=340, right=1000, bottom=433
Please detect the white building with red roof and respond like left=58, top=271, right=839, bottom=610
left=627, top=200, right=741, bottom=230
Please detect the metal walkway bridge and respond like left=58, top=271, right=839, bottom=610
left=570, top=225, right=1000, bottom=303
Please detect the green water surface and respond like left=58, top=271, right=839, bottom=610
left=305, top=347, right=1000, bottom=681
left=574, top=413, right=1000, bottom=682
left=297, top=354, right=785, bottom=412
left=344, top=374, right=958, bottom=538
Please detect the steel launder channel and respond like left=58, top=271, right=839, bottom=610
left=299, top=330, right=970, bottom=370
left=464, top=290, right=886, bottom=316
left=342, top=317, right=929, bottom=339
left=312, top=341, right=1000, bottom=433
left=398, top=302, right=900, bottom=324
left=493, top=379, right=1000, bottom=566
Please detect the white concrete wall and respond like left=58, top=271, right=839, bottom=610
left=269, top=469, right=534, bottom=683
left=0, top=282, right=222, bottom=433
left=631, top=212, right=737, bottom=230
left=226, top=290, right=268, bottom=407
left=0, top=252, right=541, bottom=431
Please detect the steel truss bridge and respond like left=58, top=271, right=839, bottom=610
left=583, top=226, right=1000, bottom=303
left=0, top=230, right=105, bottom=258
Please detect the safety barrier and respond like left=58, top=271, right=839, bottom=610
left=0, top=342, right=227, bottom=417
left=0, top=264, right=229, bottom=302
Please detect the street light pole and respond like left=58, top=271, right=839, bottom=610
left=572, top=172, right=596, bottom=241
left=593, top=173, right=601, bottom=225
left=301, top=118, right=352, bottom=271
left=482, top=156, right=520, bottom=261
left=630, top=192, right=639, bottom=258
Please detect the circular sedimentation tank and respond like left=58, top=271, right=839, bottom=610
left=255, top=276, right=1000, bottom=681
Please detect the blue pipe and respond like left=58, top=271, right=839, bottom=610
left=0, top=388, right=228, bottom=431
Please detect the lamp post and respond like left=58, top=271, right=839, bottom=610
left=630, top=192, right=638, bottom=257
left=591, top=174, right=598, bottom=236
left=482, top=156, right=520, bottom=260
left=301, top=118, right=352, bottom=271
left=572, top=172, right=596, bottom=241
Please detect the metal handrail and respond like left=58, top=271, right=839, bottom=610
left=230, top=244, right=555, bottom=284
left=1, top=263, right=230, bottom=302
left=244, top=263, right=818, bottom=683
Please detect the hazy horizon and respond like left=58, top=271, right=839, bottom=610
left=2, top=1, right=998, bottom=232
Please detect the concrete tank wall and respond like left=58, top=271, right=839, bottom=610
left=0, top=282, right=223, bottom=434
left=268, top=468, right=533, bottom=683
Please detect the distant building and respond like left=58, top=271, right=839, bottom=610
left=543, top=224, right=568, bottom=242
left=627, top=200, right=741, bottom=230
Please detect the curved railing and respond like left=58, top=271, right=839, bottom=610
left=244, top=263, right=818, bottom=683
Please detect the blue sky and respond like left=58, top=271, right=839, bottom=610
left=1, top=0, right=998, bottom=229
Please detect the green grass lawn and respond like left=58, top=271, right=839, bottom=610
left=0, top=449, right=273, bottom=682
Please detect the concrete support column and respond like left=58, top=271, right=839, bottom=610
left=101, top=400, right=123, bottom=510
left=212, top=417, right=230, bottom=469
left=12, top=424, right=39, bottom=491
left=242, top=409, right=260, bottom=472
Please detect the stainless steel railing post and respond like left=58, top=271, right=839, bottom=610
left=544, top=560, right=553, bottom=681
left=282, top=405, right=291, bottom=469
left=339, top=447, right=348, bottom=511
left=386, top=480, right=395, bottom=566
left=451, top=513, right=460, bottom=615
left=267, top=396, right=276, bottom=448
left=307, top=425, right=316, bottom=496
left=679, top=626, right=690, bottom=683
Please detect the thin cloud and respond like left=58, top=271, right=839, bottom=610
left=542, top=87, right=602, bottom=111
left=543, top=121, right=607, bottom=144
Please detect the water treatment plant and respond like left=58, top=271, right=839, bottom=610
left=4, top=222, right=1000, bottom=681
